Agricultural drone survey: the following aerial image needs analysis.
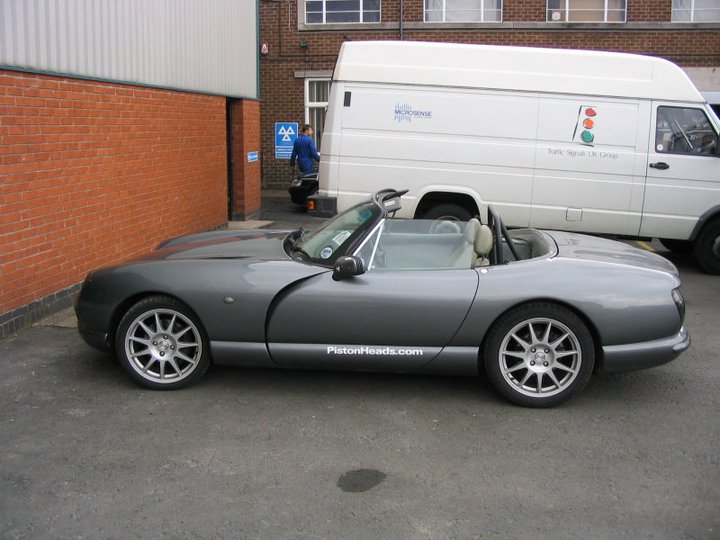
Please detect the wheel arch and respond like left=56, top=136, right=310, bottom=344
left=689, top=204, right=720, bottom=241
left=108, top=292, right=207, bottom=356
left=414, top=190, right=481, bottom=219
left=478, top=298, right=605, bottom=372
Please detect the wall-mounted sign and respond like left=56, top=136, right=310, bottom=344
left=247, top=151, right=259, bottom=163
left=260, top=42, right=269, bottom=55
left=275, top=122, right=298, bottom=159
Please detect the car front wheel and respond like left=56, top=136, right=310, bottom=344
left=115, top=296, right=210, bottom=389
left=483, top=303, right=594, bottom=407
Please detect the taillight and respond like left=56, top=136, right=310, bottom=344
left=672, top=288, right=686, bottom=323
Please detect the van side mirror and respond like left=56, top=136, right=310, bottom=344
left=332, top=256, right=365, bottom=281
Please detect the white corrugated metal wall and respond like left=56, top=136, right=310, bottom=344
left=0, top=0, right=257, bottom=98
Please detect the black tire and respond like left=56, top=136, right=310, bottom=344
left=483, top=303, right=595, bottom=407
left=115, top=296, right=211, bottom=390
left=694, top=219, right=720, bottom=275
left=422, top=203, right=473, bottom=221
left=659, top=238, right=693, bottom=255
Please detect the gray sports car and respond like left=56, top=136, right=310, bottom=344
left=76, top=189, right=690, bottom=407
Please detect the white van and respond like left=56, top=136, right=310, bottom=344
left=311, top=41, right=720, bottom=273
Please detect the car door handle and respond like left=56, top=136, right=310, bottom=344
left=649, top=162, right=670, bottom=170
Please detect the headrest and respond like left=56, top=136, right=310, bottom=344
left=475, top=224, right=493, bottom=256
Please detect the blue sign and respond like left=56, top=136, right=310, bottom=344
left=275, top=122, right=298, bottom=159
left=247, top=151, right=258, bottom=163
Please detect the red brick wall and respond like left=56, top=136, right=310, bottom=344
left=230, top=99, right=262, bottom=219
left=504, top=1, right=546, bottom=21
left=628, top=0, right=672, bottom=21
left=1, top=70, right=228, bottom=321
left=259, top=0, right=720, bottom=187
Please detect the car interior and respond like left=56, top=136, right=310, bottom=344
left=363, top=218, right=552, bottom=271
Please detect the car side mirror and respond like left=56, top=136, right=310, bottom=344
left=332, top=256, right=365, bottom=281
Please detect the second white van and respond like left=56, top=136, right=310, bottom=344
left=311, top=41, right=720, bottom=273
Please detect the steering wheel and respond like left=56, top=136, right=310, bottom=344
left=487, top=206, right=520, bottom=264
left=429, top=219, right=462, bottom=234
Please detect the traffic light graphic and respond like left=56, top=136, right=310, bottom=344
left=573, top=106, right=597, bottom=145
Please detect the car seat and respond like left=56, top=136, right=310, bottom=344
left=473, top=222, right=494, bottom=267
left=446, top=218, right=480, bottom=268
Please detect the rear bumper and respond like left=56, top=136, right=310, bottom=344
left=601, top=326, right=690, bottom=373
left=288, top=179, right=318, bottom=205
left=306, top=194, right=337, bottom=217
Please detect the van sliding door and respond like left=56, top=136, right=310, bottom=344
left=530, top=97, right=648, bottom=236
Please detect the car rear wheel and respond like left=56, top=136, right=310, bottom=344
left=115, top=296, right=210, bottom=389
left=483, top=303, right=594, bottom=407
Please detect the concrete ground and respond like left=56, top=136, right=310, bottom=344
left=3, top=193, right=720, bottom=539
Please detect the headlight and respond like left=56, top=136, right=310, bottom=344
left=672, top=288, right=686, bottom=323
left=291, top=178, right=302, bottom=187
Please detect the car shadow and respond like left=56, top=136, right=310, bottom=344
left=657, top=250, right=702, bottom=275
left=202, top=364, right=491, bottom=402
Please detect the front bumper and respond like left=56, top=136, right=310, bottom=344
left=78, top=327, right=111, bottom=352
left=74, top=283, right=114, bottom=353
left=601, top=326, right=690, bottom=373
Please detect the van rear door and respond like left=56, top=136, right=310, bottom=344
left=641, top=103, right=720, bottom=240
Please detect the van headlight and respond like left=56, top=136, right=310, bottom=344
left=290, top=178, right=302, bottom=187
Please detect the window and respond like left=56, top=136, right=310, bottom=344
left=672, top=0, right=720, bottom=21
left=547, top=0, right=626, bottom=22
left=655, top=107, right=718, bottom=155
left=425, top=0, right=502, bottom=22
left=305, top=79, right=331, bottom=149
left=305, top=0, right=380, bottom=24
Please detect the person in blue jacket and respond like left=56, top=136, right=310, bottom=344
left=290, top=124, right=321, bottom=175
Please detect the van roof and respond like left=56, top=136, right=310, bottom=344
left=334, top=41, right=704, bottom=103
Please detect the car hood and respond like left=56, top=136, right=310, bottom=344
left=547, top=231, right=679, bottom=277
left=140, top=229, right=294, bottom=261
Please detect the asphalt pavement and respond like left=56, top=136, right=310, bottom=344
left=1, top=192, right=719, bottom=540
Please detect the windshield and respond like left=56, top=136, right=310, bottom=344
left=286, top=201, right=381, bottom=265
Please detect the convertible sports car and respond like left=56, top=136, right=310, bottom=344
left=76, top=189, right=690, bottom=407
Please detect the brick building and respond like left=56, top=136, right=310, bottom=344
left=1, top=1, right=261, bottom=337
left=259, top=0, right=720, bottom=188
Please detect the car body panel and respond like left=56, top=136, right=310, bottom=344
left=76, top=258, right=329, bottom=350
left=266, top=269, right=479, bottom=370
left=451, top=254, right=681, bottom=347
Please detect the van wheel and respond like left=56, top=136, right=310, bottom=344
left=423, top=203, right=472, bottom=221
left=659, top=238, right=693, bottom=255
left=694, top=219, right=720, bottom=275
